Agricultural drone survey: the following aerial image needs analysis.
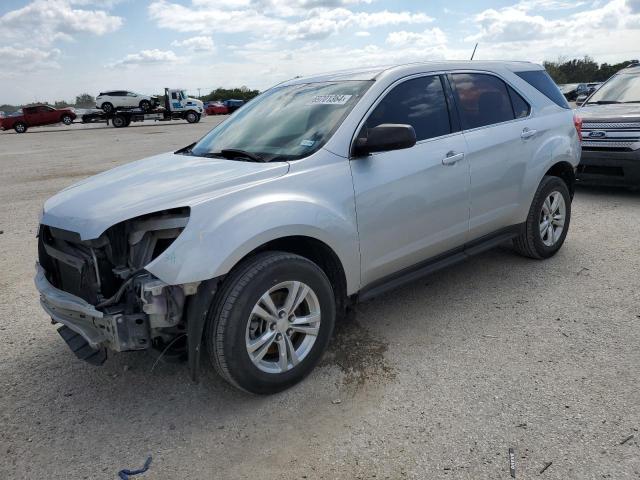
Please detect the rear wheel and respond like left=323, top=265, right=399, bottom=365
left=14, top=122, right=27, bottom=133
left=61, top=114, right=73, bottom=125
left=101, top=102, right=114, bottom=113
left=206, top=252, right=335, bottom=394
left=513, top=176, right=571, bottom=259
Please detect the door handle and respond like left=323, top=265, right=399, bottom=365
left=442, top=151, right=465, bottom=166
left=521, top=127, right=537, bottom=139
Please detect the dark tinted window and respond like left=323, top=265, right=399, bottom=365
left=24, top=107, right=37, bottom=114
left=508, top=86, right=530, bottom=118
left=515, top=70, right=569, bottom=108
left=171, top=92, right=177, bottom=100
left=364, top=75, right=451, bottom=141
left=451, top=73, right=514, bottom=130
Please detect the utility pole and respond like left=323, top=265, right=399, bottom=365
left=197, top=88, right=201, bottom=99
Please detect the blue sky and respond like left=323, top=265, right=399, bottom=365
left=1, top=0, right=639, bottom=104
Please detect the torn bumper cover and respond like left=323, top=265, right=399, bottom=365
left=35, top=263, right=150, bottom=353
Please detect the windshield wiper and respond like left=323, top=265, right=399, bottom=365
left=175, top=142, right=196, bottom=155
left=219, top=149, right=265, bottom=162
left=587, top=100, right=621, bottom=105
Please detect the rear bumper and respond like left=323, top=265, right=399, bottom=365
left=577, top=148, right=640, bottom=186
left=35, top=263, right=150, bottom=351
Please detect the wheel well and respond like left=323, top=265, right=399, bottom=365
left=545, top=161, right=575, bottom=198
left=246, top=236, right=348, bottom=315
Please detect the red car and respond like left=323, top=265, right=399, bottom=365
left=205, top=102, right=229, bottom=115
left=0, top=105, right=76, bottom=133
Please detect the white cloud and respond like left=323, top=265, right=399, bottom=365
left=0, top=0, right=123, bottom=47
left=0, top=47, right=62, bottom=78
left=386, top=28, right=447, bottom=47
left=171, top=36, right=216, bottom=52
left=355, top=31, right=370, bottom=36
left=149, top=0, right=432, bottom=40
left=111, top=49, right=179, bottom=67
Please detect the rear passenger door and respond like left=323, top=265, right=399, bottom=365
left=449, top=72, right=534, bottom=239
left=350, top=74, right=470, bottom=287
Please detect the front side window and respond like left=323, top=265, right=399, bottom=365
left=191, top=80, right=372, bottom=162
left=363, top=75, right=451, bottom=142
left=451, top=73, right=515, bottom=130
left=586, top=73, right=640, bottom=104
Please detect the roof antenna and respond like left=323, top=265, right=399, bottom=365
left=470, top=43, right=478, bottom=60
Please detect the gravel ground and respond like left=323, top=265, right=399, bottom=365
left=1, top=118, right=639, bottom=480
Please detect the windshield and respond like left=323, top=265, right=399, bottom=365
left=586, top=73, right=640, bottom=104
left=191, top=80, right=372, bottom=162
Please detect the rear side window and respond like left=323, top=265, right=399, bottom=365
left=364, top=75, right=451, bottom=141
left=508, top=86, right=531, bottom=118
left=450, top=73, right=514, bottom=130
left=515, top=70, right=569, bottom=108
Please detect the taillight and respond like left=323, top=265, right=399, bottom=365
left=574, top=113, right=582, bottom=142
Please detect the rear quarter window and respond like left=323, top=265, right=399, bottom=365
left=515, top=70, right=570, bottom=109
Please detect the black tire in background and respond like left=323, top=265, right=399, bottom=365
left=513, top=175, right=571, bottom=259
left=112, top=115, right=127, bottom=128
left=186, top=111, right=198, bottom=123
left=14, top=122, right=27, bottom=133
left=205, top=251, right=336, bottom=394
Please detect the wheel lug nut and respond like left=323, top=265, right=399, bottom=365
left=287, top=329, right=292, bottom=336
left=276, top=334, right=282, bottom=340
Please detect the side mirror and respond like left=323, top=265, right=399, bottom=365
left=352, top=124, right=417, bottom=157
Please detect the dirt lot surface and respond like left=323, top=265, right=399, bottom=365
left=1, top=118, right=639, bottom=479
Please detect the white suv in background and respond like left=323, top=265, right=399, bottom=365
left=96, top=90, right=159, bottom=113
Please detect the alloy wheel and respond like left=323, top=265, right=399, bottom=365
left=539, top=191, right=566, bottom=247
left=245, top=281, right=321, bottom=374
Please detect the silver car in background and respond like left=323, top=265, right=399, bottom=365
left=36, top=61, right=581, bottom=394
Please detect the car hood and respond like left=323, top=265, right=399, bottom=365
left=578, top=103, right=640, bottom=123
left=41, top=152, right=290, bottom=239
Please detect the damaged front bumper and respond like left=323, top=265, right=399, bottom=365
left=35, top=263, right=150, bottom=352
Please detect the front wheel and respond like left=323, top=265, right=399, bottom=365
left=513, top=176, right=571, bottom=259
left=61, top=114, right=73, bottom=125
left=206, top=252, right=335, bottom=394
left=185, top=111, right=198, bottom=123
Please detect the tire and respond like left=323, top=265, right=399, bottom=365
left=61, top=114, right=73, bottom=125
left=139, top=100, right=151, bottom=112
left=185, top=111, right=198, bottom=123
left=14, top=122, right=27, bottom=133
left=205, top=251, right=336, bottom=394
left=101, top=102, right=114, bottom=113
left=112, top=115, right=127, bottom=128
left=513, top=176, right=571, bottom=259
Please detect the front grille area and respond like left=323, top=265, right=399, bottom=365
left=38, top=226, right=122, bottom=304
left=582, top=122, right=640, bottom=129
left=581, top=122, right=640, bottom=152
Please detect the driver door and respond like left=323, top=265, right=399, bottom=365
left=350, top=74, right=471, bottom=287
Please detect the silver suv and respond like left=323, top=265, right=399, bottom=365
left=36, top=61, right=581, bottom=394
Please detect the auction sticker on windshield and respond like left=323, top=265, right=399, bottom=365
left=309, top=94, right=352, bottom=105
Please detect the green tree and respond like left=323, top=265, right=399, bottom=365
left=75, top=93, right=95, bottom=108
left=544, top=56, right=639, bottom=83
